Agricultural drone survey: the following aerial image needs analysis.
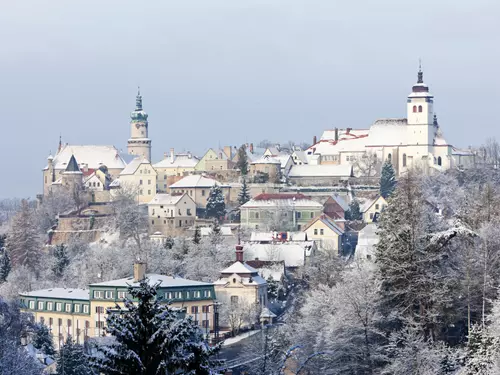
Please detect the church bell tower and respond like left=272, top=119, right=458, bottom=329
left=406, top=64, right=434, bottom=146
left=127, top=88, right=152, bottom=161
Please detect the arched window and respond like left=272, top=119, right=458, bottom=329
left=402, top=154, right=407, bottom=167
left=438, top=156, right=442, bottom=166
left=418, top=105, right=423, bottom=113
left=387, top=153, right=392, bottom=163
left=413, top=105, right=417, bottom=113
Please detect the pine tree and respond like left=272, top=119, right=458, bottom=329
left=52, top=244, right=70, bottom=278
left=206, top=185, right=226, bottom=221
left=266, top=275, right=279, bottom=300
left=380, top=160, right=397, bottom=198
left=164, top=235, right=174, bottom=250
left=345, top=199, right=362, bottom=221
left=7, top=199, right=41, bottom=274
left=0, top=247, right=11, bottom=283
left=462, top=324, right=499, bottom=374
left=238, top=178, right=251, bottom=206
left=32, top=322, right=55, bottom=357
left=193, top=226, right=202, bottom=245
left=57, top=336, right=93, bottom=375
left=236, top=144, right=249, bottom=176
left=89, top=279, right=221, bottom=375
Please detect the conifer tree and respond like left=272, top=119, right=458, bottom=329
left=0, top=247, right=11, bottom=283
left=462, top=324, right=499, bottom=374
left=52, top=244, right=70, bottom=278
left=206, top=185, right=226, bottom=221
left=380, top=160, right=397, bottom=198
left=57, top=336, right=93, bottom=375
left=238, top=178, right=251, bottom=206
left=7, top=199, right=41, bottom=275
left=164, top=235, right=174, bottom=250
left=193, top=226, right=202, bottom=245
left=90, top=279, right=221, bottom=375
left=209, top=220, right=223, bottom=245
left=236, top=144, right=249, bottom=176
left=345, top=199, right=362, bottom=221
left=32, top=322, right=55, bottom=357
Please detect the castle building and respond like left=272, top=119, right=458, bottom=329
left=127, top=88, right=151, bottom=162
left=303, top=67, right=470, bottom=176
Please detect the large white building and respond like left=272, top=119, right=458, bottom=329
left=305, top=68, right=471, bottom=176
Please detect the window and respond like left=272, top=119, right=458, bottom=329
left=148, top=179, right=151, bottom=185
left=186, top=291, right=190, bottom=299
left=164, top=175, right=167, bottom=180
left=418, top=105, right=423, bottom=112
left=202, top=320, right=210, bottom=328
left=118, top=291, right=126, bottom=299
left=255, top=212, right=259, bottom=219
left=193, top=291, right=201, bottom=298
left=67, top=319, right=72, bottom=328
left=65, top=304, right=72, bottom=313
left=94, top=291, right=104, bottom=299
left=202, top=305, right=210, bottom=313
left=203, top=290, right=211, bottom=298
left=95, top=306, right=104, bottom=314
left=47, top=302, right=53, bottom=311
left=49, top=317, right=53, bottom=326
left=140, top=179, right=143, bottom=185
left=202, top=190, right=206, bottom=196
left=96, top=321, right=105, bottom=329
left=38, top=301, right=44, bottom=310
left=413, top=105, right=417, bottom=113
left=297, top=225, right=302, bottom=230
left=375, top=204, right=379, bottom=210
left=191, top=306, right=199, bottom=314
left=370, top=213, right=374, bottom=220
left=320, top=229, right=324, bottom=235
left=230, top=296, right=239, bottom=305
left=174, top=291, right=182, bottom=299
left=56, top=303, right=62, bottom=311
left=403, top=153, right=407, bottom=167
left=105, top=291, right=113, bottom=299
left=148, top=190, right=151, bottom=195
left=187, top=208, right=191, bottom=216
left=314, top=229, right=318, bottom=235
left=438, top=156, right=442, bottom=166
left=74, top=304, right=80, bottom=313
left=296, top=212, right=301, bottom=219
left=190, top=190, right=193, bottom=196
left=29, top=301, right=35, bottom=309
left=310, top=212, right=314, bottom=218
left=83, top=305, right=89, bottom=314
left=167, top=292, right=173, bottom=299
left=58, top=318, right=62, bottom=326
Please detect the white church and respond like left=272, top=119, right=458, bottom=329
left=304, top=68, right=473, bottom=177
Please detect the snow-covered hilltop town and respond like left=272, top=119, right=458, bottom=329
left=2, top=14, right=500, bottom=372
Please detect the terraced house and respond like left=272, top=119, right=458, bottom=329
left=20, top=263, right=217, bottom=350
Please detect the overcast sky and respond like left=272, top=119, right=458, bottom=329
left=0, top=0, right=499, bottom=198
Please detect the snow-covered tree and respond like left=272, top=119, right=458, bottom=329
left=209, top=220, right=223, bottom=245
left=238, top=178, right=251, bottom=206
left=193, top=226, right=202, bottom=245
left=236, top=144, right=249, bottom=175
left=344, top=199, right=362, bottom=221
left=266, top=275, right=279, bottom=301
left=164, top=235, right=174, bottom=250
left=56, top=336, right=93, bottom=375
left=206, top=185, right=226, bottom=221
left=90, top=279, right=221, bottom=375
left=52, top=244, right=70, bottom=279
left=7, top=199, right=41, bottom=275
left=461, top=324, right=499, bottom=375
left=0, top=246, right=11, bottom=283
left=220, top=299, right=260, bottom=336
left=32, top=322, right=55, bottom=357
left=36, top=189, right=75, bottom=233
left=380, top=160, right=396, bottom=199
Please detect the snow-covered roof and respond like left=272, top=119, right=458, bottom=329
left=241, top=195, right=323, bottom=209
left=149, top=193, right=185, bottom=206
left=292, top=150, right=308, bottom=164
left=274, top=154, right=293, bottom=169
left=303, top=214, right=344, bottom=235
left=45, top=145, right=126, bottom=170
left=288, top=164, right=353, bottom=178
left=20, top=288, right=90, bottom=301
left=89, top=274, right=212, bottom=288
left=220, top=261, right=258, bottom=275
left=120, top=156, right=152, bottom=175
left=260, top=307, right=277, bottom=318
left=251, top=155, right=282, bottom=165
left=243, top=243, right=311, bottom=267
left=320, top=129, right=369, bottom=141
left=359, top=196, right=386, bottom=213
left=153, top=153, right=200, bottom=169
left=169, top=175, right=229, bottom=189
left=355, top=224, right=379, bottom=260
left=330, top=194, right=349, bottom=211
left=200, top=226, right=233, bottom=236
left=365, top=119, right=408, bottom=147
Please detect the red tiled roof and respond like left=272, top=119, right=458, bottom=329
left=254, top=193, right=308, bottom=201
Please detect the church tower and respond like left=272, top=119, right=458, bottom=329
left=406, top=65, right=435, bottom=147
left=127, top=88, right=152, bottom=161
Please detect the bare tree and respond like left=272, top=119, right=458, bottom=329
left=353, top=151, right=382, bottom=178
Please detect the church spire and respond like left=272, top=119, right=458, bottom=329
left=58, top=134, right=62, bottom=154
left=135, top=86, right=142, bottom=111
left=417, top=60, right=424, bottom=84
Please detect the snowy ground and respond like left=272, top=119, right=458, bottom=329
left=222, top=330, right=259, bottom=346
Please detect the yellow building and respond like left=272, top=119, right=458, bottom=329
left=112, top=156, right=157, bottom=204
left=361, top=196, right=388, bottom=223
left=20, top=264, right=217, bottom=350
left=153, top=148, right=199, bottom=192
left=195, top=148, right=236, bottom=172
left=148, top=193, right=197, bottom=235
left=303, top=214, right=344, bottom=252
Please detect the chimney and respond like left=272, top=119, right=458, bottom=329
left=334, top=127, right=339, bottom=141
left=249, top=143, right=254, bottom=154
left=187, top=151, right=192, bottom=159
left=346, top=127, right=351, bottom=134
left=133, top=262, right=146, bottom=282
left=313, top=135, right=317, bottom=145
left=224, top=146, right=232, bottom=160
left=219, top=152, right=223, bottom=159
left=170, top=148, right=174, bottom=163
left=235, top=245, right=244, bottom=262
left=164, top=152, right=168, bottom=159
